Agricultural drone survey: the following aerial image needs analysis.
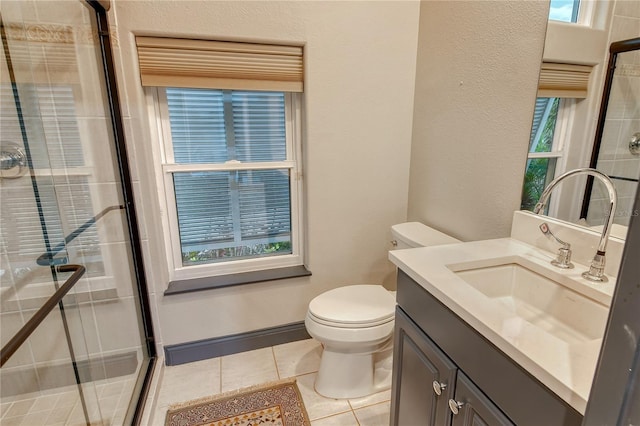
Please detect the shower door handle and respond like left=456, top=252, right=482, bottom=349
left=0, top=264, right=86, bottom=367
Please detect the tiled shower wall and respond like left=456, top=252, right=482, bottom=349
left=587, top=1, right=640, bottom=226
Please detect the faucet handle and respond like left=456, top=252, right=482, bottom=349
left=539, top=223, right=574, bottom=269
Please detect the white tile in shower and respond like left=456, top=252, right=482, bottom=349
left=92, top=296, right=144, bottom=353
left=28, top=308, right=72, bottom=363
left=607, top=77, right=631, bottom=120
left=75, top=117, right=120, bottom=184
left=613, top=158, right=640, bottom=179
left=0, top=311, right=33, bottom=368
left=610, top=16, right=640, bottom=47
left=599, top=119, right=623, bottom=160
left=623, top=78, right=640, bottom=121
left=94, top=241, right=137, bottom=299
left=615, top=0, right=640, bottom=19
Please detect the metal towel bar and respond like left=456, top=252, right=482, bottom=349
left=0, top=264, right=86, bottom=367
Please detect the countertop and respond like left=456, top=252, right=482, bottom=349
left=389, top=237, right=615, bottom=414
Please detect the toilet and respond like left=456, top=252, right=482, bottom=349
left=305, top=222, right=460, bottom=399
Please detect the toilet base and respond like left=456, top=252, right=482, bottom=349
left=314, top=346, right=393, bottom=399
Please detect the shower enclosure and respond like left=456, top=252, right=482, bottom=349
left=582, top=37, right=640, bottom=227
left=0, top=1, right=155, bottom=425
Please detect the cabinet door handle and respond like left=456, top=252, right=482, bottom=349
left=448, top=399, right=464, bottom=415
left=432, top=381, right=447, bottom=396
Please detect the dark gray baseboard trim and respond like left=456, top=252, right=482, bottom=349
left=164, top=321, right=311, bottom=366
left=165, top=265, right=312, bottom=296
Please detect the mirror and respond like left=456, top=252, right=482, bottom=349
left=521, top=36, right=640, bottom=240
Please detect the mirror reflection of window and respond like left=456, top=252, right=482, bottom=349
left=549, top=0, right=580, bottom=23
left=521, top=97, right=577, bottom=213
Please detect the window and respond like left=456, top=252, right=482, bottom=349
left=521, top=97, right=574, bottom=212
left=136, top=36, right=304, bottom=282
left=154, top=87, right=303, bottom=279
left=549, top=0, right=580, bottom=23
left=521, top=61, right=591, bottom=211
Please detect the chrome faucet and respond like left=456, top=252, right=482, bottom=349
left=539, top=222, right=574, bottom=269
left=533, top=168, right=617, bottom=283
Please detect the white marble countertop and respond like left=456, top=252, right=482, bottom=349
left=389, top=237, right=615, bottom=414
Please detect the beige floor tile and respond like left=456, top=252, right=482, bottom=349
left=273, top=338, right=322, bottom=378
left=18, top=410, right=49, bottom=425
left=348, top=387, right=391, bottom=409
left=146, top=342, right=392, bottom=426
left=311, top=411, right=359, bottom=426
left=354, top=401, right=391, bottom=426
left=4, top=399, right=35, bottom=418
left=98, top=380, right=126, bottom=398
left=55, top=391, right=80, bottom=409
left=0, top=402, right=12, bottom=418
left=27, top=393, right=59, bottom=413
left=295, top=373, right=352, bottom=421
left=45, top=406, right=73, bottom=424
left=220, top=347, right=278, bottom=392
left=0, top=416, right=23, bottom=426
left=157, top=358, right=220, bottom=407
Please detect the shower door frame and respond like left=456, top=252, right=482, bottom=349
left=88, top=1, right=157, bottom=423
left=0, top=1, right=157, bottom=424
left=580, top=36, right=640, bottom=219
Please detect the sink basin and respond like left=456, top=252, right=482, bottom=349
left=452, top=260, right=608, bottom=344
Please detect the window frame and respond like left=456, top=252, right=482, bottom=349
left=548, top=0, right=598, bottom=26
left=524, top=97, right=576, bottom=216
left=150, top=87, right=304, bottom=281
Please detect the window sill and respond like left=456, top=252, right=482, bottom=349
left=164, top=265, right=311, bottom=296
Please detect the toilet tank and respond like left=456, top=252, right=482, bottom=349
left=391, top=222, right=460, bottom=249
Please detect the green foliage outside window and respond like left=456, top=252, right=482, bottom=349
left=521, top=98, right=560, bottom=211
left=182, top=241, right=292, bottom=265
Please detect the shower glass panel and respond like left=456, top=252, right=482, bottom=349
left=0, top=1, right=153, bottom=425
left=583, top=38, right=640, bottom=228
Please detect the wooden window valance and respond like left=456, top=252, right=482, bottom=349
left=135, top=36, right=304, bottom=92
left=538, top=62, right=592, bottom=98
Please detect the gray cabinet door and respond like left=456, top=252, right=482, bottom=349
left=450, top=372, right=515, bottom=426
left=391, top=308, right=457, bottom=426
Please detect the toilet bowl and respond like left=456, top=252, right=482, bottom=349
left=305, top=285, right=395, bottom=399
left=305, top=222, right=460, bottom=399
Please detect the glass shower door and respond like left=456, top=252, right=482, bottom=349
left=583, top=37, right=640, bottom=229
left=0, top=1, right=153, bottom=424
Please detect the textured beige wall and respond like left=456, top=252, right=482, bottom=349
left=407, top=1, right=550, bottom=241
left=108, top=1, right=420, bottom=347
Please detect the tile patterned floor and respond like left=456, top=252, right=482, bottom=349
left=0, top=377, right=133, bottom=426
left=147, top=338, right=391, bottom=426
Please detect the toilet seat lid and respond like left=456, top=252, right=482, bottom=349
left=308, top=285, right=395, bottom=326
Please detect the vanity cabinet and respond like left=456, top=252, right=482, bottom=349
left=391, top=307, right=456, bottom=426
left=391, top=308, right=513, bottom=426
left=390, top=270, right=583, bottom=426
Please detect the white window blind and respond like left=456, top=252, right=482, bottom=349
left=164, top=88, right=294, bottom=267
